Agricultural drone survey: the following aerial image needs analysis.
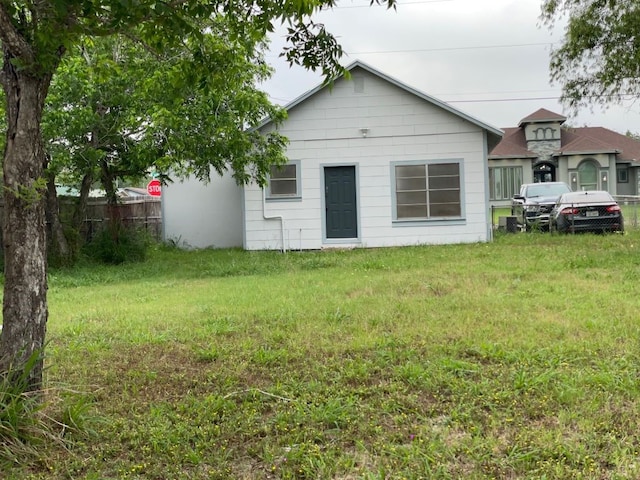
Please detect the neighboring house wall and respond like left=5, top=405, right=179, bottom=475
left=243, top=69, right=491, bottom=251
left=489, top=158, right=533, bottom=205
left=617, top=165, right=635, bottom=196
left=162, top=171, right=242, bottom=248
left=563, top=153, right=617, bottom=194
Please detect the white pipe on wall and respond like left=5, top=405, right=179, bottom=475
left=262, top=188, right=286, bottom=253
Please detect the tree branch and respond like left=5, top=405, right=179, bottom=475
left=0, top=3, right=34, bottom=61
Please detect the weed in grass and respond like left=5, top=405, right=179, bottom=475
left=58, top=393, right=97, bottom=439
left=0, top=353, right=50, bottom=468
left=1, top=355, right=100, bottom=475
left=306, top=396, right=358, bottom=430
left=327, top=307, right=351, bottom=324
left=395, top=362, right=431, bottom=388
left=194, top=346, right=220, bottom=363
left=202, top=315, right=238, bottom=336
left=251, top=346, right=291, bottom=367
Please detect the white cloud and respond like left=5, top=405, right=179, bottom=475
left=262, top=0, right=640, bottom=134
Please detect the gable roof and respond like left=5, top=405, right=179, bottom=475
left=558, top=128, right=619, bottom=156
left=490, top=109, right=640, bottom=164
left=258, top=60, right=503, bottom=140
left=562, top=127, right=640, bottom=162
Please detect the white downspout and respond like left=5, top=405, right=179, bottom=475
left=262, top=188, right=286, bottom=253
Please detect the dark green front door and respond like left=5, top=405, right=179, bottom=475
left=325, top=166, right=358, bottom=239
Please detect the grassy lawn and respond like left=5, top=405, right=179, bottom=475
left=6, top=231, right=640, bottom=479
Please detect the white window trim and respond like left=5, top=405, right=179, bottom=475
left=390, top=159, right=465, bottom=223
left=266, top=160, right=302, bottom=201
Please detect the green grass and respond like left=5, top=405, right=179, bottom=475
left=491, top=206, right=512, bottom=225
left=6, top=233, right=640, bottom=478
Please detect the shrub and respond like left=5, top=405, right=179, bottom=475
left=83, top=222, right=152, bottom=264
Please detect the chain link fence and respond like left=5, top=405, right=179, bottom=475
left=492, top=195, right=640, bottom=235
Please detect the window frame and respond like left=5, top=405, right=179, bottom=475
left=489, top=166, right=523, bottom=201
left=617, top=167, right=629, bottom=184
left=266, top=160, right=301, bottom=201
left=391, top=159, right=465, bottom=223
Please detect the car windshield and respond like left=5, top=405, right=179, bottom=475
left=525, top=183, right=570, bottom=198
left=560, top=192, right=614, bottom=204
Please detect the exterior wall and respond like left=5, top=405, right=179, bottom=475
left=632, top=168, right=640, bottom=196
left=244, top=70, right=490, bottom=251
left=524, top=122, right=562, bottom=159
left=487, top=158, right=533, bottom=207
left=162, top=171, right=243, bottom=248
left=617, top=165, right=637, bottom=196
left=565, top=153, right=610, bottom=170
left=607, top=155, right=618, bottom=195
left=524, top=122, right=562, bottom=143
left=562, top=153, right=616, bottom=193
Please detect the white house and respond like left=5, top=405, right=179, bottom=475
left=163, top=61, right=503, bottom=250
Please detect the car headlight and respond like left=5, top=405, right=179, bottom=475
left=524, top=204, right=540, bottom=212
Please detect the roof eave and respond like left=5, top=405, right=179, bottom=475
left=488, top=154, right=539, bottom=160
left=518, top=118, right=566, bottom=127
left=553, top=149, right=620, bottom=156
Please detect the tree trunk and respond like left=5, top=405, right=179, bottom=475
left=100, top=159, right=122, bottom=236
left=45, top=168, right=72, bottom=266
left=0, top=58, right=52, bottom=391
left=73, top=172, right=93, bottom=228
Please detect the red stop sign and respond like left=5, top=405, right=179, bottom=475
left=147, top=179, right=162, bottom=197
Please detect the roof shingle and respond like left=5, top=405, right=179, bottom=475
left=518, top=108, right=567, bottom=126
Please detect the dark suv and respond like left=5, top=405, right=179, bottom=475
left=511, top=182, right=572, bottom=231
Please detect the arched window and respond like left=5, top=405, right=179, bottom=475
left=578, top=160, right=598, bottom=191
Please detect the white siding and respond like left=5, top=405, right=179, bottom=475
left=163, top=171, right=242, bottom=249
left=244, top=69, right=490, bottom=251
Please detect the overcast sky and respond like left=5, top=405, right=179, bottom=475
left=261, top=0, right=640, bottom=134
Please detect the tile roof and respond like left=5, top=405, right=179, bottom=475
left=490, top=110, right=640, bottom=164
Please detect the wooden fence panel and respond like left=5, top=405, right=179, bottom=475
left=82, top=197, right=162, bottom=242
left=0, top=197, right=162, bottom=246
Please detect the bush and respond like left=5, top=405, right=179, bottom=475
left=83, top=222, right=152, bottom=264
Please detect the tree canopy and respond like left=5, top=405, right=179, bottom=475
left=542, top=0, right=640, bottom=109
left=45, top=29, right=288, bottom=205
left=0, top=0, right=397, bottom=390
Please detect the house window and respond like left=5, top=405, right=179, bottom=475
left=394, top=161, right=462, bottom=220
left=578, top=160, right=598, bottom=190
left=489, top=166, right=523, bottom=201
left=618, top=168, right=629, bottom=183
left=267, top=161, right=300, bottom=199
